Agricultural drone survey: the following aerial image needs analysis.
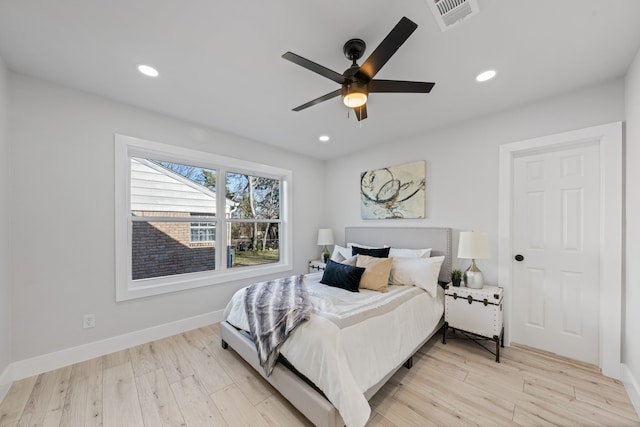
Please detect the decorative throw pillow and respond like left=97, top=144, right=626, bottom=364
left=388, top=247, right=432, bottom=258
left=389, top=256, right=445, bottom=297
left=351, top=246, right=391, bottom=258
left=320, top=259, right=365, bottom=292
left=330, top=245, right=353, bottom=262
left=356, top=255, right=393, bottom=292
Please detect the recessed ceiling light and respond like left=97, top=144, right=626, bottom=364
left=318, top=135, right=330, bottom=143
left=476, top=70, right=496, bottom=82
left=138, top=64, right=159, bottom=77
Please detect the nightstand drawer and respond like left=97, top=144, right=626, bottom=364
left=445, top=285, right=503, bottom=340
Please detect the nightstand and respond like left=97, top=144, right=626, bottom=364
left=442, top=284, right=504, bottom=362
left=308, top=260, right=326, bottom=273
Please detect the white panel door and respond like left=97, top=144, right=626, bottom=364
left=511, top=142, right=600, bottom=364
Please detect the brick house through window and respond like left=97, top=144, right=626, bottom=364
left=130, top=158, right=236, bottom=280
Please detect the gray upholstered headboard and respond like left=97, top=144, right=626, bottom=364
left=344, top=227, right=452, bottom=283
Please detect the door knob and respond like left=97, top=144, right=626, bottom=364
left=514, top=254, right=524, bottom=262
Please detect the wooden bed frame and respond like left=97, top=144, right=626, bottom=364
left=220, top=226, right=452, bottom=427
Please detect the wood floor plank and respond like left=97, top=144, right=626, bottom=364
left=102, top=362, right=144, bottom=427
left=170, top=375, right=228, bottom=427
left=367, top=412, right=398, bottom=427
left=0, top=376, right=38, bottom=426
left=202, top=334, right=276, bottom=405
left=136, top=368, right=186, bottom=427
left=40, top=366, right=72, bottom=427
left=575, top=384, right=640, bottom=419
left=211, top=383, right=270, bottom=427
left=174, top=333, right=233, bottom=395
left=102, top=348, right=131, bottom=369
left=373, top=392, right=440, bottom=427
left=152, top=337, right=195, bottom=385
left=129, top=342, right=163, bottom=378
left=59, top=358, right=103, bottom=427
left=254, top=393, right=313, bottom=427
left=16, top=366, right=71, bottom=427
left=410, top=364, right=516, bottom=423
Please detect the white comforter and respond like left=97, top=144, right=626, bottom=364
left=224, top=272, right=444, bottom=427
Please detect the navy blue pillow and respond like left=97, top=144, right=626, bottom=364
left=351, top=246, right=390, bottom=258
left=320, top=259, right=365, bottom=292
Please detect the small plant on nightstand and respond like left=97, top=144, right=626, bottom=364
left=450, top=269, right=463, bottom=287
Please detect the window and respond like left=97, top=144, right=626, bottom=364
left=226, top=172, right=281, bottom=269
left=190, top=214, right=216, bottom=243
left=115, top=134, right=292, bottom=301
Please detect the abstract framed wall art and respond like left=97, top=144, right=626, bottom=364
left=360, top=160, right=426, bottom=219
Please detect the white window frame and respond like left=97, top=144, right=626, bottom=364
left=115, top=134, right=293, bottom=301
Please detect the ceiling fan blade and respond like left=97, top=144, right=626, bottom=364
left=292, top=89, right=341, bottom=111
left=282, top=52, right=345, bottom=84
left=355, top=17, right=418, bottom=81
left=354, top=104, right=368, bottom=121
left=369, top=80, right=435, bottom=93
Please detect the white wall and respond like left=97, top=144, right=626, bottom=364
left=0, top=55, right=11, bottom=387
left=624, top=48, right=640, bottom=406
left=324, top=79, right=625, bottom=285
left=7, top=73, right=325, bottom=361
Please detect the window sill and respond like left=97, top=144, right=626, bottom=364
left=116, top=262, right=292, bottom=301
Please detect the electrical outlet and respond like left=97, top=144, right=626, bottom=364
left=83, top=314, right=96, bottom=329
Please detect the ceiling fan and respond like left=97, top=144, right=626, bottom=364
left=282, top=16, right=435, bottom=121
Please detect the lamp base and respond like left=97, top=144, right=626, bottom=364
left=321, top=246, right=330, bottom=263
left=464, top=259, right=484, bottom=289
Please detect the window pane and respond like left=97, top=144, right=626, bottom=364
left=130, top=158, right=217, bottom=217
left=228, top=222, right=280, bottom=268
left=226, top=172, right=280, bottom=219
left=190, top=213, right=216, bottom=242
left=132, top=220, right=216, bottom=280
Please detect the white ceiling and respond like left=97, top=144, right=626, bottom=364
left=1, top=0, right=639, bottom=160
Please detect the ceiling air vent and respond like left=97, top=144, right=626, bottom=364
left=426, top=0, right=479, bottom=31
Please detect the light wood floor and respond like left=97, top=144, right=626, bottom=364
left=1, top=323, right=638, bottom=426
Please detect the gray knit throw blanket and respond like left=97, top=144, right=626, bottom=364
left=244, top=275, right=312, bottom=376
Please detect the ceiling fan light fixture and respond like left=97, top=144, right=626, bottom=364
left=343, top=92, right=367, bottom=108
left=342, top=81, right=368, bottom=108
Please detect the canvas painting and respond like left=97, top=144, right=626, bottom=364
left=360, top=160, right=426, bottom=219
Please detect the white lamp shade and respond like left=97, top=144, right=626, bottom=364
left=317, top=228, right=334, bottom=246
left=458, top=231, right=491, bottom=259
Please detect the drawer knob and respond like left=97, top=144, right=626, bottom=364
left=467, top=295, right=473, bottom=304
left=515, top=254, right=524, bottom=262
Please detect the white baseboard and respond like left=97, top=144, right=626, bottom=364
left=0, top=363, right=13, bottom=403
left=10, top=309, right=225, bottom=382
left=623, top=363, right=640, bottom=417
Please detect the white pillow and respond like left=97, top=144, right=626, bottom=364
left=330, top=245, right=353, bottom=262
left=340, top=255, right=357, bottom=266
left=388, top=247, right=432, bottom=258
left=389, top=256, right=445, bottom=297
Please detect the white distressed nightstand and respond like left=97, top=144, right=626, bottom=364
left=308, top=260, right=326, bottom=273
left=442, top=284, right=504, bottom=362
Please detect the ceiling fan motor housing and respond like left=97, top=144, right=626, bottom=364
left=342, top=80, right=368, bottom=98
left=343, top=38, right=366, bottom=62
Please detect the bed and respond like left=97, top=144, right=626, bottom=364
left=220, top=226, right=452, bottom=427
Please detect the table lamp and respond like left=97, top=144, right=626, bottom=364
left=317, top=228, right=334, bottom=263
left=457, top=231, right=491, bottom=289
